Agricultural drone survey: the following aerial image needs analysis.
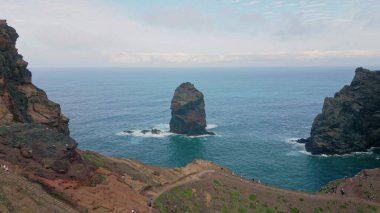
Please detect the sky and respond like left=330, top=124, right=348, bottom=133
left=1, top=0, right=380, bottom=68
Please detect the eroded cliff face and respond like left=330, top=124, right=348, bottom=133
left=0, top=20, right=94, bottom=182
left=169, top=82, right=213, bottom=136
left=304, top=67, right=380, bottom=154
left=0, top=20, right=69, bottom=135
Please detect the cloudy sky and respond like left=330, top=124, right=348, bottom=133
left=2, top=0, right=380, bottom=68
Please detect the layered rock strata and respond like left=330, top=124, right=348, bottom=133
left=0, top=20, right=69, bottom=135
left=0, top=20, right=93, bottom=181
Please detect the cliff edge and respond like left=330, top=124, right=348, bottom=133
left=302, top=67, right=380, bottom=154
left=0, top=20, right=69, bottom=135
left=0, top=20, right=94, bottom=181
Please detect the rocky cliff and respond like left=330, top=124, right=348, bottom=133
left=302, top=67, right=380, bottom=154
left=170, top=82, right=214, bottom=135
left=0, top=20, right=93, bottom=182
left=0, top=20, right=69, bottom=135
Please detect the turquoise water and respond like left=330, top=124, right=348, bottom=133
left=33, top=67, right=380, bottom=192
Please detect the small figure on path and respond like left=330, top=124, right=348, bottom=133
left=340, top=188, right=345, bottom=196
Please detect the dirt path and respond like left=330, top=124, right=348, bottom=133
left=217, top=171, right=380, bottom=206
left=0, top=169, right=79, bottom=213
left=152, top=169, right=215, bottom=202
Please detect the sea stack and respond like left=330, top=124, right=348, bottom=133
left=301, top=67, right=380, bottom=155
left=170, top=82, right=214, bottom=136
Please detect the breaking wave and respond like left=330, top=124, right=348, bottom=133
left=206, top=124, right=218, bottom=130
left=285, top=138, right=379, bottom=157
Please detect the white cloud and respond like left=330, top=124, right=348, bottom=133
left=141, top=7, right=211, bottom=31
left=1, top=0, right=379, bottom=68
left=108, top=50, right=380, bottom=66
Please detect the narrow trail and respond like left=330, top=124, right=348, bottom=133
left=217, top=171, right=380, bottom=207
left=147, top=169, right=215, bottom=213
left=151, top=169, right=215, bottom=202
left=150, top=168, right=379, bottom=213
left=0, top=169, right=79, bottom=213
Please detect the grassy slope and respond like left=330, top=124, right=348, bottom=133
left=154, top=170, right=380, bottom=213
left=0, top=151, right=379, bottom=213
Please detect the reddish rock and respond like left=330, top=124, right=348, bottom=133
left=0, top=19, right=69, bottom=134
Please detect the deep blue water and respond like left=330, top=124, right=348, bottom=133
left=33, top=67, right=380, bottom=192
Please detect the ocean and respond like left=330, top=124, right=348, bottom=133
left=33, top=67, right=380, bottom=192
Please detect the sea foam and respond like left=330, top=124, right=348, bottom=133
left=117, top=123, right=218, bottom=138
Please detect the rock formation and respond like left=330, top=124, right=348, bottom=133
left=300, top=67, right=380, bottom=155
left=0, top=20, right=93, bottom=180
left=0, top=20, right=69, bottom=135
left=170, top=82, right=214, bottom=135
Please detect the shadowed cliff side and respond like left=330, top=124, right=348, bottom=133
left=0, top=20, right=69, bottom=135
left=0, top=19, right=94, bottom=187
left=299, top=67, right=380, bottom=154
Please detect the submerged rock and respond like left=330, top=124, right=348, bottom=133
left=141, top=130, right=150, bottom=134
left=151, top=128, right=161, bottom=134
left=169, top=82, right=214, bottom=136
left=304, top=67, right=380, bottom=155
left=143, top=129, right=160, bottom=134
left=0, top=20, right=69, bottom=134
left=295, top=138, right=309, bottom=144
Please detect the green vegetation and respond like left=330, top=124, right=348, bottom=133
left=357, top=207, right=365, bottom=213
left=213, top=179, right=221, bottom=186
left=172, top=186, right=193, bottom=199
left=230, top=191, right=241, bottom=209
left=249, top=202, right=256, bottom=209
left=339, top=202, right=348, bottom=209
left=249, top=194, right=257, bottom=201
left=299, top=198, right=304, bottom=202
left=154, top=197, right=167, bottom=213
left=277, top=195, right=288, bottom=203
left=154, top=186, right=199, bottom=213
left=313, top=207, right=324, bottom=213
left=290, top=207, right=300, bottom=213
left=0, top=189, right=15, bottom=212
left=82, top=152, right=110, bottom=169
left=367, top=205, right=378, bottom=212
left=89, top=174, right=107, bottom=187
left=320, top=179, right=343, bottom=193
left=213, top=179, right=222, bottom=192
left=97, top=174, right=107, bottom=184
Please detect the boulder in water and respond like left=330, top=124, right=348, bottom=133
left=169, top=82, right=214, bottom=136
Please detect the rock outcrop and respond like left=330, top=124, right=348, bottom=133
left=0, top=123, right=92, bottom=180
left=170, top=82, right=214, bottom=135
left=301, top=67, right=380, bottom=154
left=0, top=20, right=69, bottom=135
left=0, top=20, right=93, bottom=181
